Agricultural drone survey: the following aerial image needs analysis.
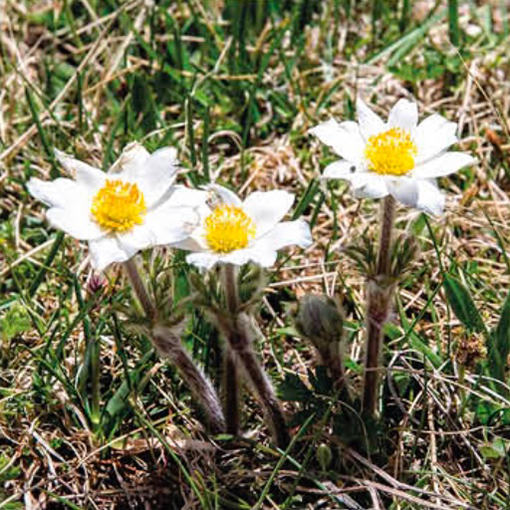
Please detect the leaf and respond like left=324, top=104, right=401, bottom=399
left=479, top=437, right=508, bottom=459
left=308, top=366, right=332, bottom=395
left=278, top=373, right=312, bottom=402
left=443, top=274, right=485, bottom=333
left=495, top=290, right=510, bottom=365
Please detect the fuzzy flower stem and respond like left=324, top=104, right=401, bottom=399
left=151, top=325, right=226, bottom=434
left=123, top=258, right=225, bottom=433
left=363, top=195, right=396, bottom=417
left=324, top=340, right=345, bottom=390
left=235, top=337, right=290, bottom=449
left=123, top=258, right=156, bottom=320
left=222, top=264, right=289, bottom=448
left=222, top=264, right=241, bottom=436
left=90, top=336, right=101, bottom=423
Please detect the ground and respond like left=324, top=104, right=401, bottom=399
left=1, top=1, right=510, bottom=509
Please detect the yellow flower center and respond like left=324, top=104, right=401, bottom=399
left=364, top=127, right=417, bottom=176
left=91, top=179, right=147, bottom=233
left=204, top=204, right=256, bottom=253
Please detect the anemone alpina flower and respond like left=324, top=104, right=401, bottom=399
left=27, top=143, right=206, bottom=271
left=310, top=98, right=476, bottom=215
left=174, top=185, right=312, bottom=270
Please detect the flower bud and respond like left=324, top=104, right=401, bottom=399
left=294, top=294, right=344, bottom=352
left=86, top=272, right=106, bottom=295
left=316, top=443, right=333, bottom=471
left=294, top=294, right=346, bottom=390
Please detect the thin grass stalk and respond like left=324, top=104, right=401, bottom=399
left=221, top=264, right=241, bottom=435
left=363, top=195, right=396, bottom=416
left=123, top=258, right=225, bottom=433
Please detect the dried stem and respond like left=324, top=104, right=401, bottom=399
left=123, top=258, right=225, bottom=433
left=363, top=196, right=396, bottom=417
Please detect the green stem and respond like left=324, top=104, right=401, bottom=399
left=363, top=196, right=396, bottom=417
left=222, top=264, right=241, bottom=436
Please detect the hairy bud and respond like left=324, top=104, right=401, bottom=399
left=295, top=294, right=344, bottom=352
left=294, top=294, right=346, bottom=389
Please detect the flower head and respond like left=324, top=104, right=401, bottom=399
left=310, top=98, right=476, bottom=215
left=174, top=185, right=312, bottom=270
left=27, top=143, right=206, bottom=271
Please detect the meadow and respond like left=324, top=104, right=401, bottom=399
left=1, top=1, right=510, bottom=508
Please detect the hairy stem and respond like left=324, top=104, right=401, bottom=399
left=123, top=258, right=156, bottom=320
left=123, top=258, right=225, bottom=433
left=222, top=264, right=241, bottom=436
left=90, top=336, right=101, bottom=424
left=226, top=314, right=290, bottom=449
left=323, top=340, right=345, bottom=390
left=363, top=195, right=396, bottom=417
left=152, top=325, right=226, bottom=434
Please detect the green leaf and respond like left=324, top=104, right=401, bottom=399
left=495, top=290, right=510, bottom=365
left=479, top=437, right=508, bottom=459
left=278, top=373, right=312, bottom=402
left=308, top=366, right=332, bottom=395
left=443, top=274, right=485, bottom=333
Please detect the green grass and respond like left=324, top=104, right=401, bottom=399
left=1, top=0, right=510, bottom=508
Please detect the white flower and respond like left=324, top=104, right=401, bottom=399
left=27, top=143, right=206, bottom=271
left=173, top=185, right=313, bottom=270
left=310, top=98, right=476, bottom=215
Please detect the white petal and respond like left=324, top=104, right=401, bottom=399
left=110, top=142, right=150, bottom=178
left=186, top=252, right=220, bottom=270
left=416, top=180, right=445, bottom=215
left=54, top=150, right=105, bottom=190
left=128, top=147, right=179, bottom=207
left=309, top=119, right=365, bottom=162
left=255, top=220, right=312, bottom=252
left=322, top=160, right=360, bottom=180
left=243, top=190, right=294, bottom=237
left=387, top=99, right=418, bottom=132
left=164, top=186, right=208, bottom=208
left=172, top=236, right=207, bottom=252
left=415, top=114, right=458, bottom=162
left=387, top=178, right=446, bottom=215
left=352, top=174, right=389, bottom=199
left=387, top=178, right=419, bottom=208
left=118, top=225, right=157, bottom=252
left=412, top=152, right=476, bottom=179
left=89, top=236, right=136, bottom=271
left=27, top=177, right=81, bottom=209
left=205, top=184, right=242, bottom=207
left=46, top=207, right=103, bottom=240
left=219, top=247, right=278, bottom=268
left=138, top=205, right=200, bottom=246
left=356, top=98, right=385, bottom=139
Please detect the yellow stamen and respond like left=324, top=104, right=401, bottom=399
left=364, top=127, right=417, bottom=176
left=91, top=179, right=146, bottom=233
left=204, top=204, right=256, bottom=253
